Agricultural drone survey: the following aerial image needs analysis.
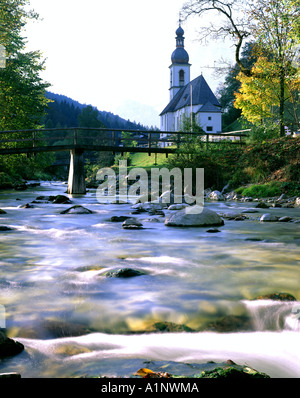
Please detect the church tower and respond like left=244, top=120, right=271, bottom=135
left=169, top=24, right=191, bottom=101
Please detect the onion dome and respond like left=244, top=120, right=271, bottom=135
left=171, top=25, right=189, bottom=64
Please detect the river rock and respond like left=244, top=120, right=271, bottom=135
left=165, top=206, right=224, bottom=227
left=168, top=203, right=190, bottom=211
left=208, top=190, right=224, bottom=201
left=255, top=202, right=270, bottom=209
left=0, top=209, right=6, bottom=214
left=198, top=365, right=270, bottom=378
left=295, top=197, right=300, bottom=207
left=0, top=331, right=24, bottom=358
left=278, top=216, right=293, bottom=222
left=51, top=195, right=72, bottom=204
left=19, top=203, right=34, bottom=209
left=42, top=320, right=92, bottom=338
left=254, top=293, right=297, bottom=301
left=60, top=205, right=93, bottom=214
left=260, top=213, right=279, bottom=222
left=148, top=209, right=165, bottom=216
left=110, top=216, right=131, bottom=222
left=219, top=212, right=244, bottom=220
left=206, top=228, right=221, bottom=233
left=132, top=202, right=163, bottom=213
left=122, top=217, right=143, bottom=229
left=105, top=268, right=147, bottom=278
left=0, top=226, right=14, bottom=231
left=202, top=315, right=253, bottom=333
left=150, top=321, right=193, bottom=333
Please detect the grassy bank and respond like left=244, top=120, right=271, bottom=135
left=117, top=136, right=300, bottom=198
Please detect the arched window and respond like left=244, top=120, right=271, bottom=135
left=179, top=70, right=185, bottom=86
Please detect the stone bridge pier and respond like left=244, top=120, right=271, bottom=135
left=67, top=148, right=86, bottom=195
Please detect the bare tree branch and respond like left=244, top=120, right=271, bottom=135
left=181, top=0, right=253, bottom=76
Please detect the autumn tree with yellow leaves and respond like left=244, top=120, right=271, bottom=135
left=181, top=0, right=300, bottom=136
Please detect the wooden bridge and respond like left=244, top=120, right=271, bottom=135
left=0, top=127, right=249, bottom=194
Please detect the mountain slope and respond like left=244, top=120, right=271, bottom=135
left=43, top=91, right=150, bottom=131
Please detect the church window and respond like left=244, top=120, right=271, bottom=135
left=179, top=70, right=185, bottom=86
left=206, top=126, right=213, bottom=132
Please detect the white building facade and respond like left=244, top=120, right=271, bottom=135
left=160, top=25, right=222, bottom=140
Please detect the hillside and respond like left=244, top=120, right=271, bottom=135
left=43, top=92, right=151, bottom=131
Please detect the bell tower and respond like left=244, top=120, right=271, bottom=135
left=169, top=23, right=191, bottom=100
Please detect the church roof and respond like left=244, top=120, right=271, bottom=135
left=160, top=74, right=221, bottom=116
left=198, top=101, right=221, bottom=113
left=171, top=47, right=189, bottom=64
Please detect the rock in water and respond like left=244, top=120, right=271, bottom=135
left=60, top=205, right=93, bottom=214
left=122, top=218, right=143, bottom=229
left=105, top=268, right=147, bottom=278
left=0, top=331, right=24, bottom=358
left=165, top=206, right=224, bottom=227
left=208, top=190, right=224, bottom=201
left=260, top=213, right=278, bottom=222
left=51, top=195, right=72, bottom=204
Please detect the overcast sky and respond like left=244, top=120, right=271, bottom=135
left=24, top=0, right=235, bottom=127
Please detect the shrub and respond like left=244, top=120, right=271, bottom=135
left=238, top=182, right=282, bottom=198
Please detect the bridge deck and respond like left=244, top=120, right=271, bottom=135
left=0, top=127, right=249, bottom=155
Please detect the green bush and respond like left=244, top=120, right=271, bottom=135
left=246, top=123, right=280, bottom=144
left=238, top=182, right=282, bottom=198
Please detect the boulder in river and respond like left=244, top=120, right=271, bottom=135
left=105, top=268, right=147, bottom=278
left=208, top=190, right=224, bottom=201
left=165, top=206, right=224, bottom=227
left=0, top=331, right=24, bottom=358
left=51, top=195, right=72, bottom=204
left=110, top=216, right=131, bottom=222
left=0, top=209, right=6, bottom=214
left=260, top=213, right=279, bottom=222
left=19, top=203, right=34, bottom=209
left=122, top=217, right=143, bottom=229
left=0, top=226, right=14, bottom=231
left=255, top=202, right=270, bottom=209
left=294, top=197, right=300, bottom=207
left=60, top=205, right=93, bottom=214
left=168, top=203, right=190, bottom=211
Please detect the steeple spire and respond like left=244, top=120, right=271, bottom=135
left=169, top=22, right=191, bottom=100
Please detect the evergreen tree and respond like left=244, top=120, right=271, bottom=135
left=0, top=0, right=52, bottom=180
left=0, top=0, right=49, bottom=130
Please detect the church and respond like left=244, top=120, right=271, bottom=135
left=160, top=24, right=222, bottom=139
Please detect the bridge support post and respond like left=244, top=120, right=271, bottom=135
left=67, top=149, right=86, bottom=194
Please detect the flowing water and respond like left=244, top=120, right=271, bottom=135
left=0, top=181, right=299, bottom=378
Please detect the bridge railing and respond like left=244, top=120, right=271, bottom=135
left=0, top=127, right=250, bottom=155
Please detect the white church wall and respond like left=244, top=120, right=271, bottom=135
left=197, top=112, right=222, bottom=134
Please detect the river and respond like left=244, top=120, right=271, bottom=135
left=0, top=181, right=299, bottom=378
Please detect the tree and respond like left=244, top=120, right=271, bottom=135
left=248, top=0, right=300, bottom=135
left=181, top=0, right=300, bottom=136
left=0, top=0, right=49, bottom=130
left=217, top=42, right=258, bottom=130
left=234, top=55, right=300, bottom=132
left=0, top=0, right=52, bottom=180
left=181, top=0, right=253, bottom=76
